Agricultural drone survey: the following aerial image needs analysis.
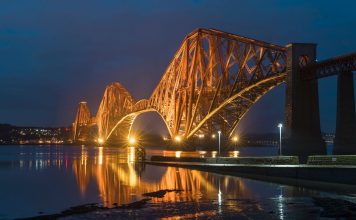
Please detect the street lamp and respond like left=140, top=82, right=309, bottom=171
left=277, top=123, right=283, bottom=156
left=218, top=131, right=221, bottom=156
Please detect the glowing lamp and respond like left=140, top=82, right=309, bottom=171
left=98, top=138, right=104, bottom=144
left=174, top=136, right=182, bottom=142
left=232, top=136, right=239, bottom=142
left=129, top=137, right=136, bottom=145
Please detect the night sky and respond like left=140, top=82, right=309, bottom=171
left=1, top=0, right=356, bottom=134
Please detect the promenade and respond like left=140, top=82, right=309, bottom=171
left=148, top=156, right=356, bottom=193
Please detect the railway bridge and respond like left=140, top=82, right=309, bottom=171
left=72, top=28, right=356, bottom=158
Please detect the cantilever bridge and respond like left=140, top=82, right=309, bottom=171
left=73, top=28, right=356, bottom=158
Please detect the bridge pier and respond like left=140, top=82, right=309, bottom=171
left=284, top=43, right=325, bottom=162
left=333, top=71, right=356, bottom=154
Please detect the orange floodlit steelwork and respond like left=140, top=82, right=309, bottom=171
left=73, top=28, right=287, bottom=143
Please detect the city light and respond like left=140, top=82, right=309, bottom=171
left=211, top=134, right=216, bottom=139
left=198, top=134, right=205, bottom=139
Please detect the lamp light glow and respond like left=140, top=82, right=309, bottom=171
left=232, top=136, right=239, bottom=142
left=128, top=137, right=136, bottom=145
left=174, top=136, right=182, bottom=142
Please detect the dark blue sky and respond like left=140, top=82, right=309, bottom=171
left=0, top=0, right=355, bottom=133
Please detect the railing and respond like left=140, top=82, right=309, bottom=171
left=150, top=156, right=206, bottom=163
left=151, top=156, right=299, bottom=165
left=307, top=155, right=356, bottom=165
left=206, top=156, right=299, bottom=165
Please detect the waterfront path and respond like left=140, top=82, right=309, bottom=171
left=147, top=160, right=356, bottom=193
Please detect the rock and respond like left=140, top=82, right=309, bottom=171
left=118, top=198, right=151, bottom=209
left=142, top=189, right=183, bottom=198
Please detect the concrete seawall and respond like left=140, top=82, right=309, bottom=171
left=147, top=157, right=356, bottom=193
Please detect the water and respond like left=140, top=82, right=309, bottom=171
left=0, top=144, right=351, bottom=219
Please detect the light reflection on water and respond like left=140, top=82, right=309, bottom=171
left=0, top=144, right=343, bottom=219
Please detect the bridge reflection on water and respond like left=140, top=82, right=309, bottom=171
left=71, top=146, right=249, bottom=207
left=13, top=145, right=253, bottom=207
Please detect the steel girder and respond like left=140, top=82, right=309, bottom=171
left=301, top=52, right=356, bottom=80
left=148, top=28, right=286, bottom=138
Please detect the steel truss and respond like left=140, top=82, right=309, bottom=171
left=301, top=52, right=356, bottom=80
left=74, top=29, right=287, bottom=142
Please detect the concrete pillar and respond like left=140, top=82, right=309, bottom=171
left=333, top=71, right=356, bottom=154
left=284, top=43, right=325, bottom=162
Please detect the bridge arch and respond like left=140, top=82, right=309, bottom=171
left=105, top=108, right=173, bottom=142
left=186, top=73, right=286, bottom=138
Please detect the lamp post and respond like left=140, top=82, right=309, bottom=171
left=218, top=131, right=221, bottom=156
left=277, top=123, right=283, bottom=156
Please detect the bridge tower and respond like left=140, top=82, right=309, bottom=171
left=333, top=71, right=356, bottom=154
left=72, top=101, right=92, bottom=141
left=284, top=43, right=325, bottom=161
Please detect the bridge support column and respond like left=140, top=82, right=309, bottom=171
left=284, top=43, right=325, bottom=162
left=333, top=71, right=356, bottom=154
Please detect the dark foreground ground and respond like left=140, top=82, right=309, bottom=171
left=20, top=189, right=356, bottom=220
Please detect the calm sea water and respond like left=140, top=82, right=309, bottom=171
left=0, top=144, right=347, bottom=219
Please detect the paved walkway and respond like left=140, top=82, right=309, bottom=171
left=146, top=160, right=356, bottom=193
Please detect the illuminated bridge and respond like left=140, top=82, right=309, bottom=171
left=73, top=28, right=356, bottom=158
